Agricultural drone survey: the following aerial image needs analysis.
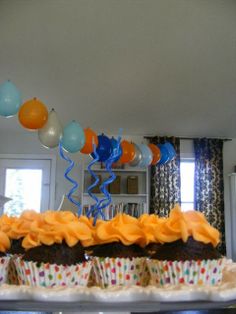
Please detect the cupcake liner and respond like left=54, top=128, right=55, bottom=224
left=147, top=258, right=224, bottom=286
left=14, top=257, right=92, bottom=287
left=0, top=256, right=10, bottom=285
left=93, top=257, right=149, bottom=288
left=7, top=255, right=20, bottom=285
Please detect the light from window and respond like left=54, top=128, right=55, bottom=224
left=4, top=169, right=42, bottom=216
left=180, top=161, right=195, bottom=211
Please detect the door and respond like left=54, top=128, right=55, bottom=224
left=0, top=155, right=55, bottom=216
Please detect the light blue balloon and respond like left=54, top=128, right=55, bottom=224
left=61, top=121, right=85, bottom=153
left=137, top=144, right=153, bottom=168
left=0, top=80, right=21, bottom=117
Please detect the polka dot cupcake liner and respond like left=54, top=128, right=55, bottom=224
left=93, top=257, right=149, bottom=288
left=7, top=255, right=19, bottom=285
left=0, top=256, right=10, bottom=285
left=147, top=258, right=224, bottom=286
left=14, top=257, right=92, bottom=287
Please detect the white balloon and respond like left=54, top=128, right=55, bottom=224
left=38, top=109, right=63, bottom=148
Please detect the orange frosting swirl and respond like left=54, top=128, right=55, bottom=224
left=7, top=210, right=42, bottom=240
left=0, top=215, right=12, bottom=252
left=0, top=214, right=17, bottom=235
left=138, top=213, right=161, bottom=244
left=94, top=213, right=146, bottom=246
left=153, top=205, right=220, bottom=247
left=22, top=211, right=94, bottom=249
left=183, top=210, right=220, bottom=247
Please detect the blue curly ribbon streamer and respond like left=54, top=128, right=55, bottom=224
left=86, top=143, right=100, bottom=218
left=94, top=133, right=122, bottom=224
left=59, top=142, right=82, bottom=216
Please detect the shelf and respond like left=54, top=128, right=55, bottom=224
left=84, top=168, right=147, bottom=173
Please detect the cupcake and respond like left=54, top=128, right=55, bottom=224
left=0, top=210, right=42, bottom=284
left=91, top=214, right=149, bottom=288
left=7, top=210, right=41, bottom=255
left=14, top=210, right=93, bottom=287
left=0, top=228, right=11, bottom=284
left=138, top=213, right=162, bottom=258
left=147, top=205, right=224, bottom=286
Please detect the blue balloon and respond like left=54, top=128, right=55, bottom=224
left=157, top=144, right=170, bottom=165
left=110, top=137, right=122, bottom=162
left=91, top=134, right=112, bottom=162
left=0, top=80, right=21, bottom=117
left=137, top=144, right=153, bottom=168
left=164, top=142, right=176, bottom=161
left=61, top=121, right=85, bottom=153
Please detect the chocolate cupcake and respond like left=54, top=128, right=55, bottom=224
left=147, top=205, right=224, bottom=286
left=14, top=210, right=93, bottom=287
left=0, top=229, right=11, bottom=285
left=92, top=214, right=149, bottom=288
left=138, top=213, right=162, bottom=258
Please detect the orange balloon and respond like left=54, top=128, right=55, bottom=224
left=80, top=128, right=98, bottom=154
left=119, top=140, right=136, bottom=164
left=18, top=98, right=48, bottom=130
left=148, top=143, right=161, bottom=165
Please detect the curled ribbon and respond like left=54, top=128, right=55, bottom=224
left=95, top=133, right=122, bottom=223
left=59, top=142, right=82, bottom=216
left=86, top=143, right=100, bottom=218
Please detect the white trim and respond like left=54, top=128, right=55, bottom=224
left=0, top=154, right=56, bottom=210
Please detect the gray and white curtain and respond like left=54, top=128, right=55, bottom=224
left=194, top=138, right=225, bottom=255
left=149, top=136, right=181, bottom=217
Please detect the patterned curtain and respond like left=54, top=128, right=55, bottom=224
left=149, top=136, right=181, bottom=217
left=194, top=138, right=225, bottom=255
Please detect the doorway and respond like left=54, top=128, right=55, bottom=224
left=0, top=154, right=56, bottom=216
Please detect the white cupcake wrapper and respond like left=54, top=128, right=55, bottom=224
left=14, top=257, right=92, bottom=287
left=93, top=257, right=149, bottom=288
left=147, top=258, right=224, bottom=286
left=7, top=255, right=19, bottom=285
left=0, top=256, right=10, bottom=285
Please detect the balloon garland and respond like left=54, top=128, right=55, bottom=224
left=0, top=80, right=177, bottom=222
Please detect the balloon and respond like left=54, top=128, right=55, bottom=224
left=164, top=142, right=176, bottom=161
left=0, top=80, right=21, bottom=117
left=137, top=144, right=153, bottom=168
left=110, top=137, right=122, bottom=162
left=18, top=98, right=48, bottom=130
left=119, top=140, right=136, bottom=164
left=148, top=143, right=161, bottom=165
left=157, top=144, right=170, bottom=165
left=91, top=134, right=112, bottom=162
left=80, top=128, right=98, bottom=154
left=38, top=109, right=63, bottom=148
left=129, top=143, right=143, bottom=167
left=60, top=121, right=85, bottom=153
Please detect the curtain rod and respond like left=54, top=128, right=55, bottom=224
left=144, top=136, right=232, bottom=142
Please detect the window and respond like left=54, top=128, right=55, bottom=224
left=180, top=159, right=195, bottom=211
left=0, top=155, right=56, bottom=216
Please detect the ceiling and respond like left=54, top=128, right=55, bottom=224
left=0, top=0, right=236, bottom=138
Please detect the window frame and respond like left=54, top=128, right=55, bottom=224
left=0, top=154, right=56, bottom=211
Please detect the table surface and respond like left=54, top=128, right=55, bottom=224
left=0, top=300, right=235, bottom=312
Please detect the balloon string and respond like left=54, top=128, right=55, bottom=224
left=59, top=142, right=82, bottom=216
left=94, top=132, right=122, bottom=223
left=86, top=143, right=100, bottom=218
